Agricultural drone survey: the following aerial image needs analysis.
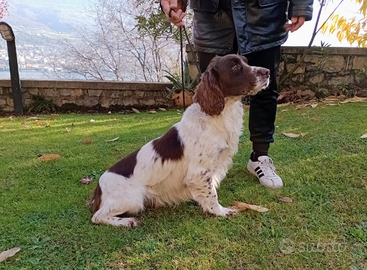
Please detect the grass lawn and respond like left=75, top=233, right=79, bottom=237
left=1, top=101, right=367, bottom=269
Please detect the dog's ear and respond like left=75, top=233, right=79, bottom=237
left=193, top=58, right=225, bottom=116
left=242, top=55, right=248, bottom=64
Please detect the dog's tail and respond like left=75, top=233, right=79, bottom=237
left=90, top=183, right=102, bottom=213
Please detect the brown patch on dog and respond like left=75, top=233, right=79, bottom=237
left=108, top=149, right=140, bottom=177
left=152, top=127, right=184, bottom=164
left=194, top=62, right=224, bottom=116
left=91, top=183, right=102, bottom=212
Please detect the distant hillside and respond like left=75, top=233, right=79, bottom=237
left=0, top=0, right=92, bottom=47
left=0, top=0, right=94, bottom=78
left=7, top=0, right=92, bottom=33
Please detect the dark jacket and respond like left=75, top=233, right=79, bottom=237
left=189, top=0, right=314, bottom=55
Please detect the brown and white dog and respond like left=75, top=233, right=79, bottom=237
left=91, top=54, right=270, bottom=227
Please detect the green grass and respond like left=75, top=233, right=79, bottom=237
left=0, top=102, right=367, bottom=269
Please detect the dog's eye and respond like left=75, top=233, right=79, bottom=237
left=232, top=64, right=241, bottom=70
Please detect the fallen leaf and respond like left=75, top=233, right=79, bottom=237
left=301, top=113, right=307, bottom=116
left=324, top=97, right=340, bottom=102
left=0, top=247, right=21, bottom=262
left=278, top=196, right=293, bottom=203
left=83, top=139, right=93, bottom=144
left=311, top=104, right=318, bottom=108
left=45, top=123, right=51, bottom=127
left=232, top=201, right=269, bottom=212
left=159, top=107, right=167, bottom=111
left=282, top=132, right=301, bottom=138
left=80, top=177, right=93, bottom=184
left=310, top=117, right=320, bottom=122
left=105, top=137, right=119, bottom=142
left=281, top=109, right=288, bottom=112
left=340, top=97, right=367, bottom=103
left=66, top=127, right=71, bottom=133
left=0, top=148, right=5, bottom=151
left=277, top=102, right=290, bottom=107
left=108, top=111, right=112, bottom=114
left=326, top=103, right=338, bottom=106
left=149, top=110, right=157, bottom=114
left=21, top=121, right=25, bottom=125
left=132, top=108, right=140, bottom=113
left=38, top=154, right=61, bottom=161
left=361, top=134, right=367, bottom=139
left=90, top=119, right=95, bottom=122
left=296, top=104, right=307, bottom=109
left=27, top=117, right=45, bottom=120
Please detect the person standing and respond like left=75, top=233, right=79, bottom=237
left=161, top=0, right=313, bottom=188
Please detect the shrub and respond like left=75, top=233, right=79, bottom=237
left=27, top=95, right=56, bottom=113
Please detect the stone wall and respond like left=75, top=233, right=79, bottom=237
left=187, top=46, right=367, bottom=99
left=0, top=80, right=173, bottom=112
left=1, top=46, right=367, bottom=113
left=278, top=47, right=367, bottom=99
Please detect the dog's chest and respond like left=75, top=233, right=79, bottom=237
left=180, top=105, right=243, bottom=161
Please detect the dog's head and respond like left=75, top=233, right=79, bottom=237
left=194, top=54, right=270, bottom=116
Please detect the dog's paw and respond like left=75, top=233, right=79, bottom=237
left=222, top=207, right=239, bottom=217
left=116, top=217, right=140, bottom=228
left=212, top=206, right=238, bottom=217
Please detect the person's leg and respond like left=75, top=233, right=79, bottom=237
left=197, top=34, right=238, bottom=74
left=245, top=46, right=283, bottom=189
left=197, top=51, right=217, bottom=73
left=246, top=46, right=280, bottom=160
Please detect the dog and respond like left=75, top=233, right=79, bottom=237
left=91, top=54, right=270, bottom=227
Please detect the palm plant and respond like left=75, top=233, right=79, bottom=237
left=164, top=60, right=198, bottom=93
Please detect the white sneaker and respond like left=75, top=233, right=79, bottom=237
left=247, top=156, right=283, bottom=189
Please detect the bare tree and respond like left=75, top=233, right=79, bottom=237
left=55, top=0, right=181, bottom=82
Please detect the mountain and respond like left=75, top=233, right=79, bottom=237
left=7, top=0, right=92, bottom=34
left=0, top=0, right=94, bottom=78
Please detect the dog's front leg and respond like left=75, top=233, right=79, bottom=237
left=185, top=168, right=237, bottom=217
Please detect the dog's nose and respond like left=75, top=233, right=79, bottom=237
left=257, top=68, right=270, bottom=76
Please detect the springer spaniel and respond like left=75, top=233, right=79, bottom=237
left=91, top=54, right=270, bottom=227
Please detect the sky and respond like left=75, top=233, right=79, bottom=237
left=285, top=0, right=364, bottom=47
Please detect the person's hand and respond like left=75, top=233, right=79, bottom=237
left=161, top=0, right=186, bottom=26
left=285, top=17, right=306, bottom=32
